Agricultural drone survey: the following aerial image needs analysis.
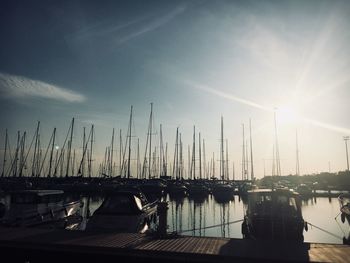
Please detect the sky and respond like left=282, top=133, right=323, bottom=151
left=1, top=0, right=350, bottom=178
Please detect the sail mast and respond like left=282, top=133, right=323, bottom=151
left=66, top=118, right=74, bottom=177
left=242, top=124, right=245, bottom=180
left=148, top=103, right=153, bottom=179
left=220, top=116, right=224, bottom=181
left=137, top=138, right=140, bottom=179
left=19, top=132, right=26, bottom=177
left=119, top=129, right=122, bottom=176
left=274, top=110, right=281, bottom=176
left=203, top=139, right=206, bottom=180
left=296, top=129, right=300, bottom=176
left=249, top=118, right=254, bottom=181
left=192, top=126, right=196, bottom=180
left=199, top=132, right=202, bottom=179
left=226, top=139, right=229, bottom=181
left=110, top=128, right=115, bottom=177
left=88, top=125, right=94, bottom=178
left=127, top=106, right=133, bottom=179
left=1, top=129, right=8, bottom=177
left=32, top=121, right=40, bottom=177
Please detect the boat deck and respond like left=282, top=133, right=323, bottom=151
left=0, top=226, right=349, bottom=262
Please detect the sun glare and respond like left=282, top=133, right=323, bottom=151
left=276, top=105, right=300, bottom=124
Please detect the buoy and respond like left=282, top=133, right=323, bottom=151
left=304, top=222, right=308, bottom=232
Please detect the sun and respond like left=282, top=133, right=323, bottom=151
left=276, top=105, right=300, bottom=124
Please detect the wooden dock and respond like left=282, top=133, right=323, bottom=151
left=0, top=226, right=349, bottom=262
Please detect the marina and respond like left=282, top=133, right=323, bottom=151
left=1, top=1, right=350, bottom=262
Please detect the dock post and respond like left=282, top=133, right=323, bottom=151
left=157, top=201, right=168, bottom=238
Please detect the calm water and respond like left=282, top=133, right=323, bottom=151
left=81, top=194, right=350, bottom=244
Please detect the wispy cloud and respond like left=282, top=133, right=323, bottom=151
left=66, top=3, right=188, bottom=47
left=184, top=79, right=273, bottom=112
left=0, top=72, right=86, bottom=103
left=116, top=4, right=188, bottom=44
left=68, top=14, right=152, bottom=41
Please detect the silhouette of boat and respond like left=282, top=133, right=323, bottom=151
left=338, top=193, right=350, bottom=223
left=242, top=188, right=305, bottom=241
left=86, top=188, right=158, bottom=233
left=212, top=183, right=234, bottom=202
left=1, top=190, right=82, bottom=228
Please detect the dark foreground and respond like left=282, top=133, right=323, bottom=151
left=0, top=226, right=349, bottom=263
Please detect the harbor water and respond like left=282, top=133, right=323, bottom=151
left=79, top=194, right=350, bottom=244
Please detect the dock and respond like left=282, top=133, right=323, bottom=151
left=0, top=227, right=349, bottom=262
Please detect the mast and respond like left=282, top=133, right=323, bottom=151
left=165, top=142, right=168, bottom=177
left=203, top=139, right=206, bottom=180
left=274, top=110, right=281, bottom=176
left=110, top=128, right=115, bottom=177
left=188, top=145, right=191, bottom=180
left=160, top=124, right=166, bottom=177
left=191, top=126, right=196, bottom=180
left=226, top=139, right=229, bottom=181
left=242, top=124, right=245, bottom=180
left=199, top=132, right=202, bottom=179
left=32, top=121, right=40, bottom=177
left=72, top=149, right=76, bottom=176
left=88, top=125, right=94, bottom=178
left=212, top=152, right=215, bottom=179
left=296, top=129, right=300, bottom=176
left=2, top=129, right=8, bottom=177
left=66, top=118, right=74, bottom=177
left=173, top=127, right=179, bottom=180
left=48, top=128, right=56, bottom=177
left=119, top=129, right=122, bottom=176
left=245, top=139, right=249, bottom=180
left=220, top=116, right=224, bottom=181
left=272, top=144, right=276, bottom=176
left=149, top=103, right=153, bottom=179
left=82, top=127, right=86, bottom=177
left=18, top=132, right=26, bottom=177
left=54, top=148, right=59, bottom=177
left=13, top=131, right=20, bottom=177
left=249, top=118, right=254, bottom=181
left=232, top=161, right=235, bottom=181
left=137, top=138, right=140, bottom=179
left=127, top=106, right=133, bottom=179
left=180, top=133, right=183, bottom=179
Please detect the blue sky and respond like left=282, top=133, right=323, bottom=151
left=1, top=0, right=350, bottom=178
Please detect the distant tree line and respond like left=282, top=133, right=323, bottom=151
left=257, top=171, right=350, bottom=190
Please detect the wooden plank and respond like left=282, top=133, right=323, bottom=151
left=1, top=226, right=350, bottom=262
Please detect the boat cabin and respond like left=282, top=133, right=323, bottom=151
left=246, top=188, right=302, bottom=218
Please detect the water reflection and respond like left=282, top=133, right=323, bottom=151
left=166, top=195, right=245, bottom=239
left=166, top=195, right=349, bottom=244
left=1, top=193, right=349, bottom=244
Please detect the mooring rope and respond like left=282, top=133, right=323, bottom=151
left=305, top=221, right=343, bottom=240
left=178, top=218, right=244, bottom=234
left=334, top=213, right=347, bottom=236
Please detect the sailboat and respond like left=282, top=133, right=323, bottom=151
left=241, top=188, right=306, bottom=241
left=212, top=117, right=234, bottom=202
